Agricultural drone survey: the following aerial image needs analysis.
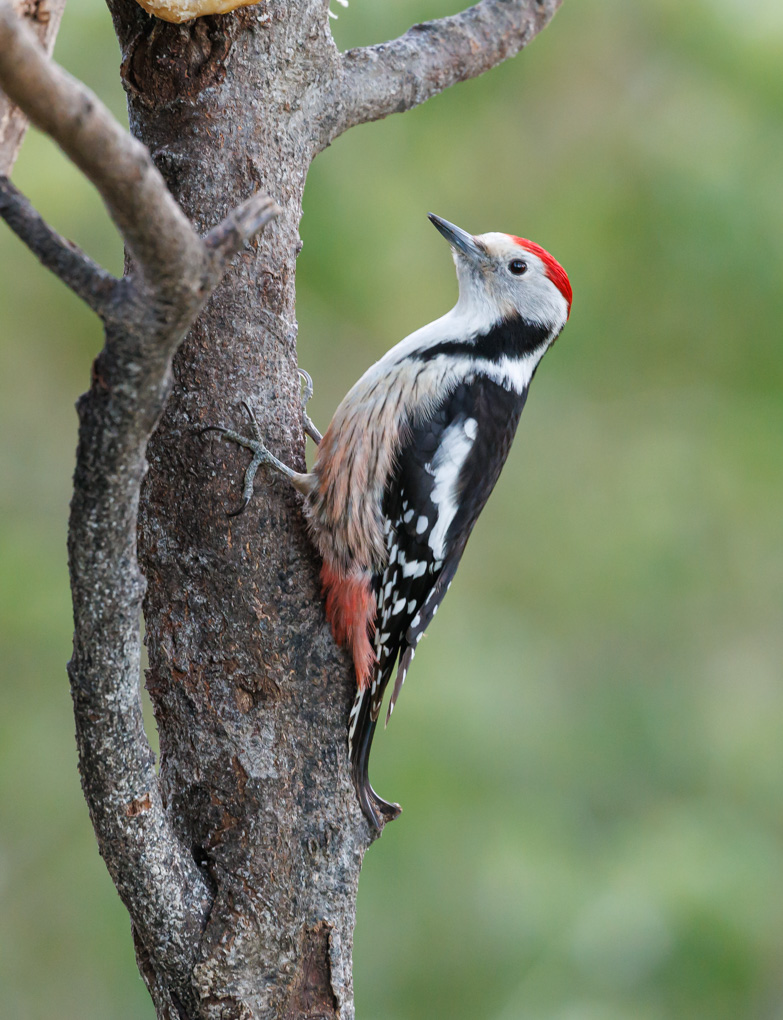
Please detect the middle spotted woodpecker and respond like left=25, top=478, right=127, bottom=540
left=203, top=213, right=572, bottom=829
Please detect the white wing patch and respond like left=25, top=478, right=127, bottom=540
left=427, top=417, right=477, bottom=560
left=401, top=558, right=426, bottom=579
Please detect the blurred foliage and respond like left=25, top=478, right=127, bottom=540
left=1, top=0, right=782, bottom=1017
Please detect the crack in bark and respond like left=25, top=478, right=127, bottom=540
left=284, top=923, right=339, bottom=1020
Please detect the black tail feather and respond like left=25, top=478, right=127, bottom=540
left=349, top=686, right=401, bottom=830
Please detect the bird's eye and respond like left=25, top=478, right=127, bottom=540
left=508, top=259, right=528, bottom=276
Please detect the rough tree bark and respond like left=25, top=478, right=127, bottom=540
left=0, top=1, right=562, bottom=1017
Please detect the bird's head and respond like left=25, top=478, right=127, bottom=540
left=428, top=213, right=571, bottom=336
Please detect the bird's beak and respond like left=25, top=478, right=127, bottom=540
left=428, top=213, right=487, bottom=263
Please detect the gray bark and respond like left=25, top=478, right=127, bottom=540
left=0, top=0, right=562, bottom=1016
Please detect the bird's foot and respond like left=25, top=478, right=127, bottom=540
left=298, top=368, right=323, bottom=445
left=358, top=780, right=402, bottom=833
left=199, top=402, right=301, bottom=517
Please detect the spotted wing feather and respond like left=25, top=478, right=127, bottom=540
left=380, top=376, right=530, bottom=716
left=349, top=374, right=530, bottom=825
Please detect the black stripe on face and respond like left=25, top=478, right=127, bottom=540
left=414, top=314, right=550, bottom=364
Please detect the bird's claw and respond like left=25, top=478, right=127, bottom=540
left=198, top=403, right=276, bottom=517
left=298, top=368, right=323, bottom=445
left=298, top=368, right=314, bottom=407
left=240, top=400, right=264, bottom=444
left=358, top=782, right=402, bottom=833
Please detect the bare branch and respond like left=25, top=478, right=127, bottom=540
left=0, top=0, right=66, bottom=174
left=0, top=3, right=281, bottom=319
left=63, top=192, right=280, bottom=1012
left=320, top=0, right=562, bottom=147
left=67, top=356, right=214, bottom=994
left=0, top=174, right=119, bottom=315
left=204, top=191, right=281, bottom=261
left=0, top=0, right=205, bottom=303
left=0, top=7, right=283, bottom=1003
left=64, top=188, right=279, bottom=1011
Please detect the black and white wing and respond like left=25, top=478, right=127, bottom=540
left=349, top=374, right=529, bottom=827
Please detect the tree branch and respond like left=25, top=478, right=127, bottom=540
left=320, top=0, right=562, bottom=148
left=0, top=0, right=66, bottom=174
left=204, top=190, right=281, bottom=260
left=66, top=183, right=279, bottom=1007
left=0, top=174, right=119, bottom=315
left=0, top=0, right=205, bottom=305
left=1, top=3, right=282, bottom=1007
left=0, top=2, right=281, bottom=318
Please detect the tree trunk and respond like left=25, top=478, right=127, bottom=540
left=110, top=3, right=364, bottom=1016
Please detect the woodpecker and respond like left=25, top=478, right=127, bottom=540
left=203, top=214, right=571, bottom=830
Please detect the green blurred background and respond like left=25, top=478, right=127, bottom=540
left=2, top=1, right=783, bottom=1017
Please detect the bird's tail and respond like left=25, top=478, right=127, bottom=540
left=348, top=684, right=401, bottom=831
